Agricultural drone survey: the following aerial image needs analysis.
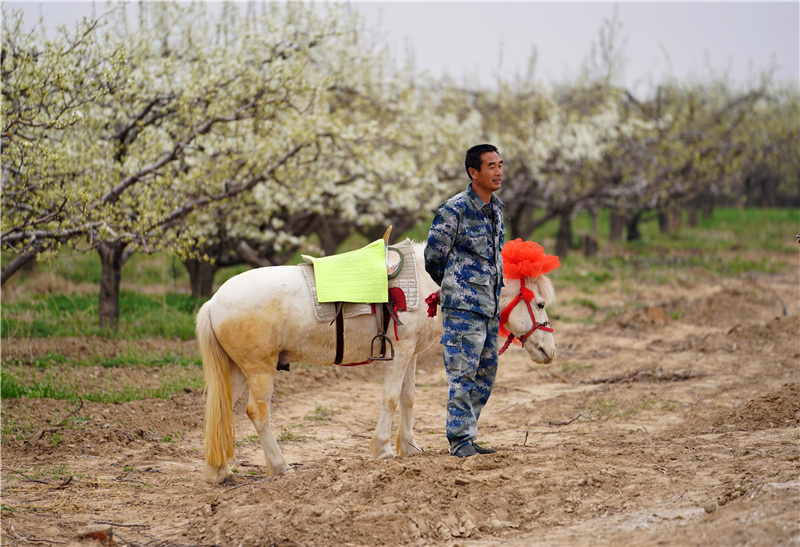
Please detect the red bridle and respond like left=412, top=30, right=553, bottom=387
left=498, top=278, right=553, bottom=355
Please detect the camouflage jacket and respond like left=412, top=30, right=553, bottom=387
left=424, top=184, right=505, bottom=318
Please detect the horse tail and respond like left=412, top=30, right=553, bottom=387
left=196, top=300, right=235, bottom=481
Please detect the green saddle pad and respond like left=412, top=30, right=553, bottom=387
left=303, top=239, right=388, bottom=303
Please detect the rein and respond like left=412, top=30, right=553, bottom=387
left=498, top=278, right=553, bottom=355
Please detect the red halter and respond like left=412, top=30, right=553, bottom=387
left=498, top=278, right=553, bottom=355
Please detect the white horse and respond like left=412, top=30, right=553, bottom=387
left=196, top=242, right=556, bottom=483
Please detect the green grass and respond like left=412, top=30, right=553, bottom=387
left=1, top=417, right=38, bottom=441
left=582, top=395, right=657, bottom=422
left=160, top=430, right=185, bottom=443
left=1, top=290, right=203, bottom=339
left=543, top=207, right=797, bottom=295
left=534, top=207, right=799, bottom=254
left=235, top=434, right=261, bottom=447
left=3, top=350, right=200, bottom=369
left=3, top=463, right=89, bottom=482
left=0, top=366, right=203, bottom=403
left=277, top=425, right=313, bottom=442
left=305, top=404, right=336, bottom=422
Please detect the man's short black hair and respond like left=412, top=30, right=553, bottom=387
left=465, top=144, right=499, bottom=180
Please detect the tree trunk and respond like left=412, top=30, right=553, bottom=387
left=658, top=209, right=670, bottom=234
left=687, top=203, right=699, bottom=227
left=581, top=235, right=599, bottom=256
left=626, top=212, right=642, bottom=242
left=669, top=203, right=683, bottom=232
left=315, top=214, right=352, bottom=256
left=185, top=258, right=217, bottom=298
left=609, top=211, right=624, bottom=242
left=98, top=241, right=128, bottom=329
left=700, top=200, right=714, bottom=221
left=658, top=203, right=682, bottom=234
left=554, top=209, right=574, bottom=257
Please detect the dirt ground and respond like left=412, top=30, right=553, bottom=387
left=2, top=253, right=799, bottom=546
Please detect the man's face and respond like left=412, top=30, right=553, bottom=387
left=470, top=151, right=503, bottom=195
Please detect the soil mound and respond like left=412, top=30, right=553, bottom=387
left=671, top=286, right=785, bottom=328
left=678, top=383, right=800, bottom=435
left=611, top=285, right=790, bottom=331
left=718, top=382, right=800, bottom=430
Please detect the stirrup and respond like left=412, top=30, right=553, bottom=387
left=369, top=333, right=395, bottom=361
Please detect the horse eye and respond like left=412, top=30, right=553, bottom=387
left=537, top=303, right=545, bottom=309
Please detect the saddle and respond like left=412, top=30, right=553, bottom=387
left=300, top=231, right=419, bottom=365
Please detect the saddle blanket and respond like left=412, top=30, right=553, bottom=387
left=302, top=238, right=388, bottom=303
left=300, top=238, right=420, bottom=323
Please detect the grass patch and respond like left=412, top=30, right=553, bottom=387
left=95, top=352, right=200, bottom=368
left=1, top=291, right=203, bottom=340
left=277, top=425, right=312, bottom=442
left=4, top=463, right=85, bottom=482
left=540, top=207, right=798, bottom=295
left=582, top=395, right=658, bottom=422
left=160, top=430, right=185, bottom=443
left=0, top=366, right=203, bottom=403
left=235, top=434, right=261, bottom=447
left=305, top=404, right=336, bottom=422
left=3, top=350, right=200, bottom=369
left=536, top=207, right=799, bottom=255
left=1, top=417, right=38, bottom=442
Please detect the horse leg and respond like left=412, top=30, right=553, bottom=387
left=396, top=355, right=421, bottom=456
left=246, top=371, right=289, bottom=477
left=230, top=361, right=248, bottom=407
left=370, top=355, right=411, bottom=460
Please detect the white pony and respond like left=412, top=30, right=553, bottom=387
left=196, top=241, right=557, bottom=483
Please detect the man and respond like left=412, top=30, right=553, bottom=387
left=424, top=144, right=505, bottom=458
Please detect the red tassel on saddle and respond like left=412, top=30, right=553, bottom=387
left=425, top=291, right=440, bottom=317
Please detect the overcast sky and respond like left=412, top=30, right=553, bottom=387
left=7, top=1, right=799, bottom=95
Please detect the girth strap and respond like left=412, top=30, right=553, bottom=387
left=332, top=302, right=344, bottom=365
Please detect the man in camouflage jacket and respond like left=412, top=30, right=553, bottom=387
left=424, top=144, right=505, bottom=458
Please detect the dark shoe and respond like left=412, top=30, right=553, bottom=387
left=452, top=444, right=478, bottom=458
left=472, top=443, right=497, bottom=454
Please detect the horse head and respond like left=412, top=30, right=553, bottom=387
left=499, top=275, right=556, bottom=364
left=498, top=238, right=560, bottom=364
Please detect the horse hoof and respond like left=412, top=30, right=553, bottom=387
left=265, top=464, right=291, bottom=477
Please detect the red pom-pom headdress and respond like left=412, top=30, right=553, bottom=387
left=502, top=238, right=560, bottom=279
left=498, top=239, right=560, bottom=345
